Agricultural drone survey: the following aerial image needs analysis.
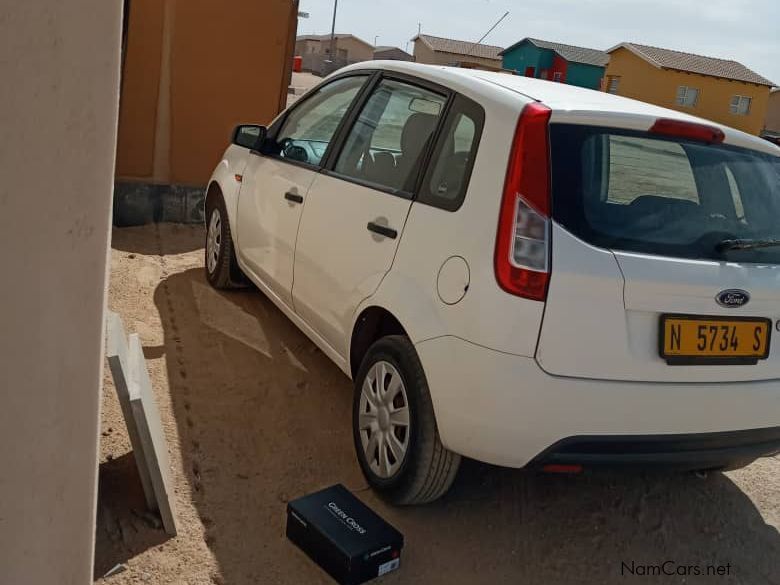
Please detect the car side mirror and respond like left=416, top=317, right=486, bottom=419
left=231, top=124, right=267, bottom=150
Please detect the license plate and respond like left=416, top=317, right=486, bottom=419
left=660, top=315, right=771, bottom=365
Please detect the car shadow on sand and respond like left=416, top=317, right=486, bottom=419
left=153, top=266, right=779, bottom=585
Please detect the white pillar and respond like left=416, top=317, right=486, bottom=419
left=0, top=0, right=122, bottom=582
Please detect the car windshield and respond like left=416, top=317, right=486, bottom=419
left=550, top=124, right=780, bottom=263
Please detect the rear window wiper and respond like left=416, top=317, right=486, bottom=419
left=716, top=238, right=780, bottom=252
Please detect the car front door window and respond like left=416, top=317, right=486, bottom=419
left=272, top=76, right=367, bottom=166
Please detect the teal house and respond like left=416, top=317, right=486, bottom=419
left=500, top=38, right=609, bottom=90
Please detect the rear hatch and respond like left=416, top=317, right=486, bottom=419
left=537, top=120, right=780, bottom=383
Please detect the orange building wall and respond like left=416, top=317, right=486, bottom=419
left=764, top=90, right=780, bottom=134
left=116, top=0, right=298, bottom=186
left=605, top=48, right=771, bottom=135
left=115, top=0, right=165, bottom=179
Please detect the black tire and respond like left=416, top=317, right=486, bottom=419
left=352, top=335, right=461, bottom=505
left=204, top=196, right=244, bottom=289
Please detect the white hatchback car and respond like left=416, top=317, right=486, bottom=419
left=205, top=61, right=780, bottom=504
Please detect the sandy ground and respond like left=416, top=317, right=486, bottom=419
left=95, top=224, right=779, bottom=585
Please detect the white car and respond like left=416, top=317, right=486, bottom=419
left=205, top=61, right=780, bottom=504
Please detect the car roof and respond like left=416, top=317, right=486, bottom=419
left=342, top=61, right=780, bottom=156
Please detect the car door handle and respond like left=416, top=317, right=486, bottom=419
left=284, top=192, right=304, bottom=204
left=367, top=222, right=398, bottom=240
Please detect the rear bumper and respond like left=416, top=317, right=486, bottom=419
left=415, top=336, right=780, bottom=468
left=530, top=427, right=780, bottom=471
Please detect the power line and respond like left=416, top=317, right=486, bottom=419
left=464, top=11, right=509, bottom=57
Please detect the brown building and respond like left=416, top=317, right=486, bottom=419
left=295, top=33, right=375, bottom=75
left=762, top=88, right=780, bottom=143
left=114, top=0, right=298, bottom=224
left=374, top=46, right=414, bottom=62
left=412, top=34, right=503, bottom=70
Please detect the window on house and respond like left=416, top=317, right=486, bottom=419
left=676, top=86, right=699, bottom=107
left=606, top=76, right=620, bottom=94
left=730, top=95, right=752, bottom=115
left=553, top=72, right=563, bottom=82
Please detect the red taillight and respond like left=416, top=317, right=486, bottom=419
left=495, top=102, right=552, bottom=302
left=650, top=118, right=725, bottom=144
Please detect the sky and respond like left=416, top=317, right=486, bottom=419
left=297, top=0, right=779, bottom=85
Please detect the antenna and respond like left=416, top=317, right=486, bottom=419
left=464, top=11, right=509, bottom=57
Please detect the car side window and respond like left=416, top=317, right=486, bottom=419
left=333, top=78, right=447, bottom=194
left=419, top=95, right=485, bottom=211
left=270, top=76, right=367, bottom=166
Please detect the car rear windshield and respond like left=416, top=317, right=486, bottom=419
left=550, top=124, right=780, bottom=263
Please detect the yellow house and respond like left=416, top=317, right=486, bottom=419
left=604, top=43, right=774, bottom=135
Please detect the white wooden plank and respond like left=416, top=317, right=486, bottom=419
left=128, top=333, right=177, bottom=536
left=104, top=311, right=155, bottom=509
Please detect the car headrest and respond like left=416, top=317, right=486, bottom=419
left=401, top=113, right=438, bottom=156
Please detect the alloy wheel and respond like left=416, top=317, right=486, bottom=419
left=358, top=361, right=411, bottom=479
left=206, top=208, right=222, bottom=274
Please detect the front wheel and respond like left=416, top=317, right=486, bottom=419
left=352, top=335, right=461, bottom=505
left=205, top=196, right=244, bottom=289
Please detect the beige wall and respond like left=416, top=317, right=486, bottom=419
left=413, top=39, right=501, bottom=69
left=0, top=0, right=121, bottom=583
left=605, top=48, right=771, bottom=135
left=335, top=37, right=374, bottom=62
left=296, top=39, right=322, bottom=55
left=116, top=0, right=298, bottom=186
left=296, top=37, right=374, bottom=62
left=764, top=90, right=780, bottom=133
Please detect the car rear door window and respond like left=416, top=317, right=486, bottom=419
left=419, top=95, right=485, bottom=211
left=332, top=79, right=447, bottom=194
left=605, top=136, right=699, bottom=204
left=270, top=76, right=367, bottom=166
left=551, top=124, right=780, bottom=263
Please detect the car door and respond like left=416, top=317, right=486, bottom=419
left=235, top=75, right=368, bottom=307
left=292, top=75, right=449, bottom=357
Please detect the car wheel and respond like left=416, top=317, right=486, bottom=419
left=353, top=335, right=461, bottom=505
left=205, top=196, right=244, bottom=289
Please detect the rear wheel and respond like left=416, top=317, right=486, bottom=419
left=353, top=335, right=461, bottom=505
left=205, top=196, right=244, bottom=289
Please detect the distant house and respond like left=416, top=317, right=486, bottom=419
left=762, top=88, right=780, bottom=144
left=604, top=42, right=775, bottom=135
left=500, top=38, right=609, bottom=90
left=374, top=46, right=413, bottom=62
left=295, top=34, right=374, bottom=75
left=412, top=34, right=503, bottom=70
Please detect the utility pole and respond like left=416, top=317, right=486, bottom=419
left=329, top=0, right=339, bottom=70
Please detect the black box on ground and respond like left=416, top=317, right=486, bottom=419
left=286, top=484, right=404, bottom=585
